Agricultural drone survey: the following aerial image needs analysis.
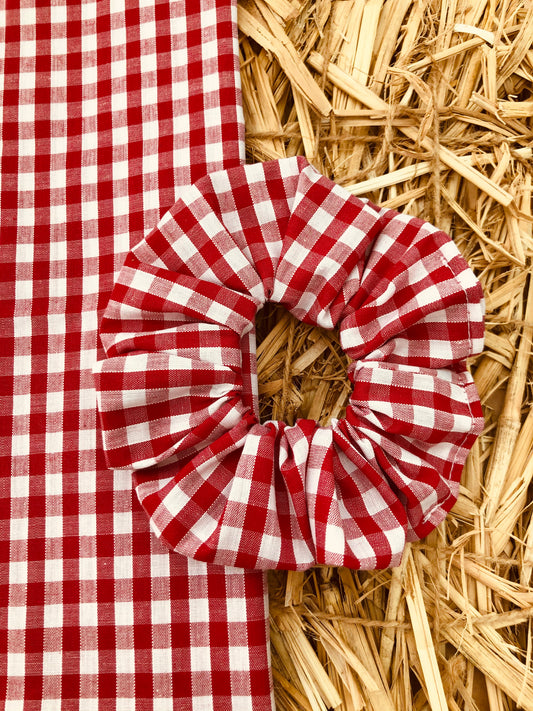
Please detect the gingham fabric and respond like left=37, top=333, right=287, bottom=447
left=94, top=156, right=485, bottom=572
left=1, top=2, right=274, bottom=709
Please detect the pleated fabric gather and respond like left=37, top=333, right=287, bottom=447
left=94, top=156, right=485, bottom=572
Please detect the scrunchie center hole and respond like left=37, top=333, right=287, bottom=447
left=255, top=303, right=351, bottom=427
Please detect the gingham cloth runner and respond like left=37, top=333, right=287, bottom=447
left=94, top=156, right=485, bottom=572
left=1, top=2, right=273, bottom=709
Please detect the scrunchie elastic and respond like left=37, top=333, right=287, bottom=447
left=94, top=156, right=484, bottom=571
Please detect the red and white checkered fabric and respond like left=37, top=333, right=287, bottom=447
left=94, top=156, right=485, bottom=571
left=1, top=2, right=274, bottom=709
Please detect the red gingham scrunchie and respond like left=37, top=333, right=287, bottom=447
left=94, top=156, right=485, bottom=571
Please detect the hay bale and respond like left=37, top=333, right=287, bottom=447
left=239, top=1, right=533, bottom=709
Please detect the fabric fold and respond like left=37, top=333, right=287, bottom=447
left=95, top=155, right=485, bottom=571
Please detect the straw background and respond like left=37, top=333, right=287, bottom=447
left=238, top=1, right=533, bottom=709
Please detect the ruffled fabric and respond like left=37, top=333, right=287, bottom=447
left=94, top=156, right=484, bottom=571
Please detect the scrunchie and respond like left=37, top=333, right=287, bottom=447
left=93, top=156, right=484, bottom=571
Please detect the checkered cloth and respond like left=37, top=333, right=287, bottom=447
left=1, top=2, right=274, bottom=709
left=94, top=156, right=485, bottom=571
